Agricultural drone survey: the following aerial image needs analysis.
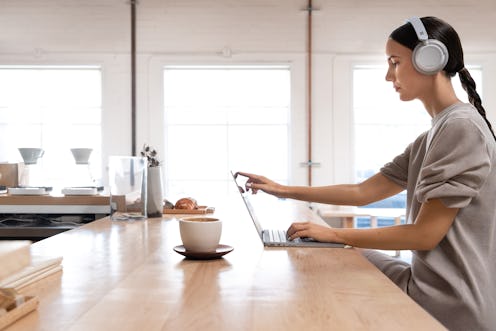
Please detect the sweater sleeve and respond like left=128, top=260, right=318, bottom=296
left=380, top=143, right=412, bottom=189
left=380, top=131, right=429, bottom=189
left=415, top=118, right=491, bottom=208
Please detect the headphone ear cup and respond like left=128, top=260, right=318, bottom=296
left=412, top=39, right=449, bottom=75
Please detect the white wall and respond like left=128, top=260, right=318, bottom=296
left=1, top=0, right=496, bottom=186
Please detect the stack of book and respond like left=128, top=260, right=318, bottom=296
left=0, top=241, right=62, bottom=329
left=0, top=241, right=62, bottom=291
left=0, top=241, right=32, bottom=283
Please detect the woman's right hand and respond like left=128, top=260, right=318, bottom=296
left=234, top=171, right=288, bottom=198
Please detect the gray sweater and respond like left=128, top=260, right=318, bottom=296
left=380, top=103, right=496, bottom=330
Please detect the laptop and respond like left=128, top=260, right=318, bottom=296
left=232, top=172, right=344, bottom=248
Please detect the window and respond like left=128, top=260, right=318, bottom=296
left=0, top=66, right=102, bottom=188
left=163, top=65, right=290, bottom=201
left=353, top=64, right=482, bottom=208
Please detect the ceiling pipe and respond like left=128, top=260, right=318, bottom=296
left=307, top=0, right=312, bottom=186
left=302, top=0, right=319, bottom=186
left=130, top=0, right=137, bottom=156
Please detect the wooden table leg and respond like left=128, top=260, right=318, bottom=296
left=342, top=217, right=354, bottom=228
left=393, top=216, right=402, bottom=257
left=370, top=216, right=378, bottom=228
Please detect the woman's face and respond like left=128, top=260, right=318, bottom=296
left=385, top=38, right=433, bottom=102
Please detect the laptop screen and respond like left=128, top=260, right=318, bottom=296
left=231, top=171, right=264, bottom=237
left=230, top=171, right=345, bottom=248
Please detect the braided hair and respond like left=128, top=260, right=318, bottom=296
left=457, top=68, right=496, bottom=140
left=390, top=16, right=496, bottom=141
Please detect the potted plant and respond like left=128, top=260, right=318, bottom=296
left=141, top=144, right=163, bottom=217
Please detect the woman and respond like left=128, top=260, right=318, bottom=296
left=237, top=17, right=496, bottom=330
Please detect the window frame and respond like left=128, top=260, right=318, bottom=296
left=0, top=64, right=104, bottom=187
left=145, top=54, right=309, bottom=191
left=0, top=53, right=127, bottom=187
left=332, top=54, right=495, bottom=185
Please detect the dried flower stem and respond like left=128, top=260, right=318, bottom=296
left=141, top=144, right=161, bottom=167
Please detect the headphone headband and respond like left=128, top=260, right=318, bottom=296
left=407, top=17, right=428, bottom=41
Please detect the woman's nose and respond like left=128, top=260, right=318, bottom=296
left=385, top=68, right=393, bottom=82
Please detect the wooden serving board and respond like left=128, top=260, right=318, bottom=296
left=163, top=206, right=215, bottom=214
left=0, top=296, right=38, bottom=330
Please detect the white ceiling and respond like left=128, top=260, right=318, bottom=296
left=0, top=0, right=495, bottom=54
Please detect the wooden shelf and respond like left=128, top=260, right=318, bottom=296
left=0, top=195, right=109, bottom=206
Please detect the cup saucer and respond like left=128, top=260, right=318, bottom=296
left=173, top=244, right=233, bottom=260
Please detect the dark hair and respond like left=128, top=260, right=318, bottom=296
left=390, top=16, right=496, bottom=141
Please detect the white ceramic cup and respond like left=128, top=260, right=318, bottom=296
left=179, top=217, right=222, bottom=252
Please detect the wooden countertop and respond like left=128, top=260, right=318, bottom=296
left=5, top=195, right=445, bottom=331
left=318, top=206, right=406, bottom=218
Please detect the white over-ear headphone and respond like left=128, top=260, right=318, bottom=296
left=407, top=17, right=449, bottom=75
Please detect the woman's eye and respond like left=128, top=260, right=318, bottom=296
left=387, top=59, right=398, bottom=68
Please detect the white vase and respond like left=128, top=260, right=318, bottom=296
left=146, top=166, right=164, bottom=217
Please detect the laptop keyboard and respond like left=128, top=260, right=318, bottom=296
left=263, top=229, right=317, bottom=244
left=265, top=229, right=289, bottom=243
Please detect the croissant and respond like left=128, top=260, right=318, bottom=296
left=174, top=197, right=198, bottom=210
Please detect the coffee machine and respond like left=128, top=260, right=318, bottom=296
left=61, top=148, right=98, bottom=195
left=17, top=147, right=45, bottom=187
